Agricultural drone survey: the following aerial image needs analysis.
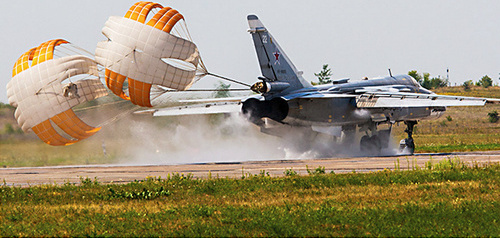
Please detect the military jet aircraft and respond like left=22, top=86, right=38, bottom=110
left=145, top=15, right=500, bottom=155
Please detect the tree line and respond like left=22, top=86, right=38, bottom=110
left=313, top=65, right=495, bottom=90
left=408, top=70, right=493, bottom=90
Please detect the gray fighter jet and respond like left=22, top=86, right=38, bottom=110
left=146, top=15, right=499, bottom=155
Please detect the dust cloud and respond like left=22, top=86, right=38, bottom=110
left=102, top=114, right=288, bottom=165
left=90, top=105, right=401, bottom=165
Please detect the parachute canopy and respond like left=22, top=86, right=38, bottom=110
left=95, top=1, right=207, bottom=107
left=7, top=39, right=108, bottom=146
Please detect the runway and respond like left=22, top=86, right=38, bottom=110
left=1, top=151, right=499, bottom=187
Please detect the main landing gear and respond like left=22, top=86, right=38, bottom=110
left=399, top=121, right=417, bottom=154
left=360, top=134, right=381, bottom=152
left=359, top=123, right=392, bottom=154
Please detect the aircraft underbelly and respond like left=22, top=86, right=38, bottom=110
left=283, top=97, right=368, bottom=126
left=282, top=97, right=445, bottom=126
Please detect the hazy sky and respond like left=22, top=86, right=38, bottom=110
left=2, top=0, right=500, bottom=103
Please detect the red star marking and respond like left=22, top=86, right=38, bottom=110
left=274, top=51, right=280, bottom=61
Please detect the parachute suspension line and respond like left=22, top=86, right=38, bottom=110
left=96, top=105, right=140, bottom=128
left=72, top=99, right=131, bottom=112
left=204, top=72, right=252, bottom=88
left=107, top=49, right=135, bottom=69
left=196, top=55, right=208, bottom=74
left=56, top=45, right=81, bottom=58
left=133, top=49, right=141, bottom=70
left=71, top=44, right=95, bottom=57
left=35, top=67, right=99, bottom=96
left=54, top=44, right=95, bottom=59
left=179, top=20, right=193, bottom=42
left=53, top=48, right=73, bottom=58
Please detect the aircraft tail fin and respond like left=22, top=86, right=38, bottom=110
left=247, top=15, right=311, bottom=95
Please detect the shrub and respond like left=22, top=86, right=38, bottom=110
left=4, top=123, right=15, bottom=134
left=488, top=111, right=499, bottom=123
left=306, top=165, right=326, bottom=175
left=478, top=75, right=493, bottom=88
left=284, top=168, right=298, bottom=176
left=462, top=80, right=473, bottom=91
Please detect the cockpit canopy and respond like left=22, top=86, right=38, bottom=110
left=407, top=75, right=421, bottom=87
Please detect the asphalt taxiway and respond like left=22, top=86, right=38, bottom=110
left=1, top=151, right=499, bottom=186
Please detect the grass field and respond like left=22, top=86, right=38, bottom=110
left=0, top=159, right=498, bottom=236
left=382, top=86, right=500, bottom=152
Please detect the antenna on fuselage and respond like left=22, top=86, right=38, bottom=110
left=388, top=68, right=393, bottom=77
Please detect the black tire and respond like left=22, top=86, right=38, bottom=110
left=360, top=135, right=370, bottom=152
left=370, top=135, right=382, bottom=151
left=399, top=138, right=415, bottom=154
left=405, top=138, right=415, bottom=154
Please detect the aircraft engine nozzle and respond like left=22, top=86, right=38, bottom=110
left=242, top=97, right=289, bottom=123
left=251, top=81, right=290, bottom=94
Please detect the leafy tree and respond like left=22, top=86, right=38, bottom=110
left=408, top=71, right=448, bottom=89
left=421, top=72, right=432, bottom=89
left=478, top=75, right=493, bottom=88
left=430, top=76, right=448, bottom=88
left=463, top=80, right=473, bottom=91
left=212, top=81, right=231, bottom=98
left=408, top=70, right=422, bottom=84
left=312, top=64, right=332, bottom=85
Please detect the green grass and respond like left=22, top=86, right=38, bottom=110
left=0, top=160, right=498, bottom=237
left=417, top=143, right=500, bottom=153
left=0, top=140, right=117, bottom=167
left=391, top=89, right=500, bottom=152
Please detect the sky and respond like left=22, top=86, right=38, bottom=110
left=2, top=0, right=500, bottom=103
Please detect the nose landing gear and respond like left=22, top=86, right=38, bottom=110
left=399, top=121, right=417, bottom=154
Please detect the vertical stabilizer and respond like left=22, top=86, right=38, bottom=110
left=248, top=15, right=311, bottom=95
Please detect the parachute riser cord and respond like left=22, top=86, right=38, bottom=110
left=35, top=68, right=91, bottom=96
left=162, top=89, right=250, bottom=92
left=204, top=72, right=252, bottom=88
left=96, top=105, right=141, bottom=128
left=72, top=99, right=131, bottom=112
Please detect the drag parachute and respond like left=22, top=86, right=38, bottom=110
left=95, top=1, right=207, bottom=107
left=7, top=39, right=108, bottom=146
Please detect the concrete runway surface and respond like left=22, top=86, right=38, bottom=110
left=1, top=151, right=499, bottom=186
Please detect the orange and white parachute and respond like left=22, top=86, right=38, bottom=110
left=95, top=1, right=207, bottom=107
left=6, top=39, right=107, bottom=146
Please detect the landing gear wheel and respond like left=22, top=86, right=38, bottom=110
left=399, top=121, right=417, bottom=154
left=360, top=135, right=382, bottom=154
left=370, top=135, right=382, bottom=152
left=360, top=135, right=370, bottom=152
left=399, top=138, right=415, bottom=154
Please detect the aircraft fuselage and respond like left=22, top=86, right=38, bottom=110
left=243, top=74, right=444, bottom=128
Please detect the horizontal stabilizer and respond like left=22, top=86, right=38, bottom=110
left=137, top=102, right=242, bottom=117
left=178, top=96, right=244, bottom=104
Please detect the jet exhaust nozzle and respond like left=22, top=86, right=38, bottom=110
left=242, top=97, right=289, bottom=123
